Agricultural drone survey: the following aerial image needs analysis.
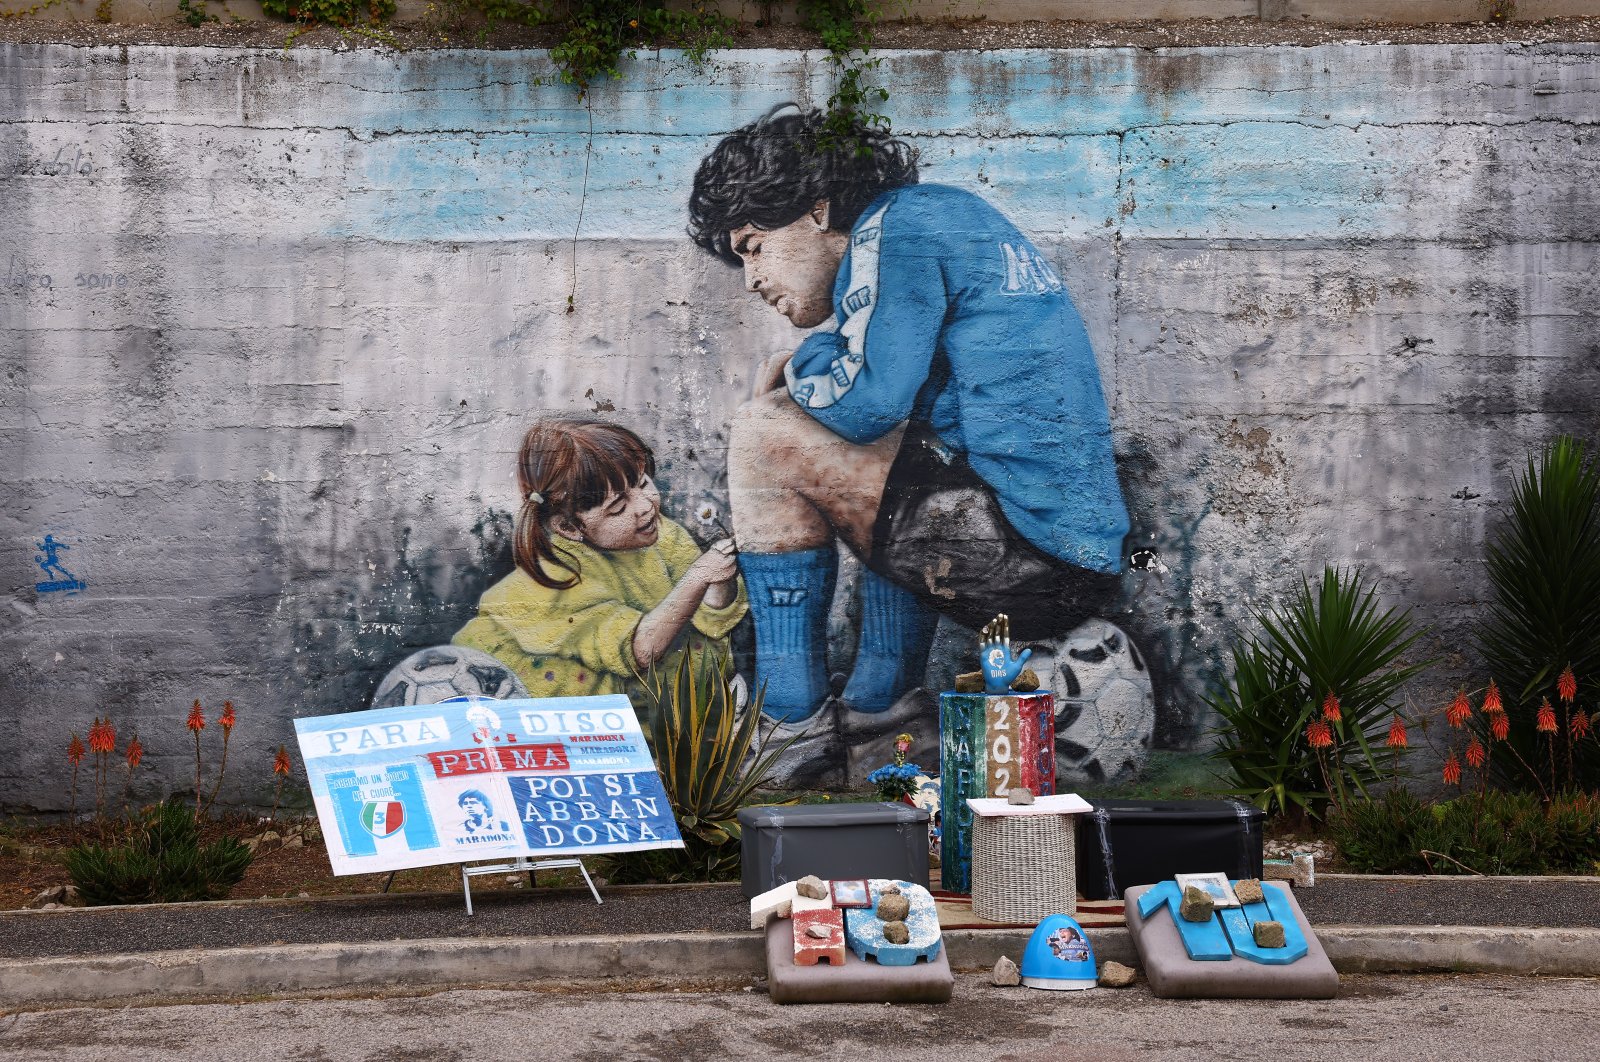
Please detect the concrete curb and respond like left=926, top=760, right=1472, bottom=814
left=4, top=924, right=1597, bottom=1007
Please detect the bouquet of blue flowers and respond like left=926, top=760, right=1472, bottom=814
left=867, top=734, right=924, bottom=803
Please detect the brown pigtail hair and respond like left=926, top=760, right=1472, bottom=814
left=511, top=418, right=656, bottom=590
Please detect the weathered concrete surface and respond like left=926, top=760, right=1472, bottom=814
left=4, top=43, right=1598, bottom=808
left=18, top=2, right=1600, bottom=26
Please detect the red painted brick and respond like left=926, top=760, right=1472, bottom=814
left=792, top=909, right=847, bottom=967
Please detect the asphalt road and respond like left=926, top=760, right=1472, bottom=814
left=2, top=973, right=1595, bottom=1061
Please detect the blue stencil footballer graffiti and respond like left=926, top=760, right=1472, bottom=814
left=34, top=534, right=86, bottom=595
left=688, top=104, right=1151, bottom=788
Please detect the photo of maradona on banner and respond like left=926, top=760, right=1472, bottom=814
left=293, top=694, right=684, bottom=876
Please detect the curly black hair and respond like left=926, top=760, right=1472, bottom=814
left=687, top=104, right=920, bottom=267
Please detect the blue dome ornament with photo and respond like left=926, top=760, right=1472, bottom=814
left=1019, top=914, right=1097, bottom=991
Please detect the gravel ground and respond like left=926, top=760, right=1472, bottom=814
left=0, top=882, right=750, bottom=960
left=2, top=15, right=1600, bottom=51
left=1295, top=875, right=1600, bottom=930
left=4, top=874, right=1598, bottom=961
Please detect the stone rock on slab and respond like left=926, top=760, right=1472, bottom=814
left=1007, top=788, right=1035, bottom=805
left=1179, top=885, right=1215, bottom=923
left=992, top=956, right=1021, bottom=986
left=1233, top=878, right=1264, bottom=905
left=882, top=920, right=910, bottom=944
left=875, top=893, right=911, bottom=923
left=795, top=875, right=829, bottom=900
left=955, top=671, right=984, bottom=693
left=1011, top=668, right=1041, bottom=693
left=1253, top=920, right=1286, bottom=948
left=805, top=924, right=831, bottom=940
left=1098, top=961, right=1137, bottom=988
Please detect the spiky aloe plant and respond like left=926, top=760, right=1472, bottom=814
left=64, top=799, right=252, bottom=906
left=614, top=650, right=795, bottom=882
left=1478, top=435, right=1600, bottom=791
left=1208, top=567, right=1429, bottom=819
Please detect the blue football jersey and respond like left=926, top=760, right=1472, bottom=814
left=785, top=184, right=1130, bottom=573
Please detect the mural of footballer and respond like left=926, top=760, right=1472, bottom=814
left=688, top=104, right=1132, bottom=785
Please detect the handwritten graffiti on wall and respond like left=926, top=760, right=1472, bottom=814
left=372, top=104, right=1157, bottom=789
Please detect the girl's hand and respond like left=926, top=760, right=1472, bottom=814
left=688, top=540, right=740, bottom=589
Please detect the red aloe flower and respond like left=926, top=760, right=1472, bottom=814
left=1537, top=697, right=1558, bottom=734
left=1557, top=666, right=1577, bottom=704
left=1446, top=690, right=1472, bottom=728
left=125, top=734, right=144, bottom=768
left=1305, top=720, right=1334, bottom=749
left=186, top=700, right=206, bottom=732
left=1386, top=715, right=1409, bottom=748
left=273, top=745, right=292, bottom=776
left=1573, top=711, right=1592, bottom=741
left=1490, top=711, right=1511, bottom=742
left=1465, top=737, right=1486, bottom=770
left=67, top=733, right=86, bottom=766
left=219, top=700, right=237, bottom=732
left=1482, top=679, right=1504, bottom=715
left=88, top=717, right=116, bottom=756
left=1442, top=751, right=1462, bottom=786
left=1321, top=692, right=1342, bottom=723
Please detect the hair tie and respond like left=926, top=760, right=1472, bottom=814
left=526, top=490, right=543, bottom=505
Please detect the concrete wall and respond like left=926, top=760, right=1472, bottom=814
left=17, top=1, right=1600, bottom=25
left=4, top=42, right=1598, bottom=810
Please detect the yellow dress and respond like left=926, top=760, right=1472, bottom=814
left=453, top=518, right=748, bottom=702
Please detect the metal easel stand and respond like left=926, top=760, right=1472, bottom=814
left=458, top=857, right=603, bottom=916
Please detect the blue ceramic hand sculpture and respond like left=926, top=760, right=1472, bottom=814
left=979, top=614, right=1032, bottom=695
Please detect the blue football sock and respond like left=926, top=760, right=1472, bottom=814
left=738, top=547, right=836, bottom=724
left=842, top=568, right=938, bottom=714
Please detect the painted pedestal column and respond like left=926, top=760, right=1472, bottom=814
left=938, top=691, right=1055, bottom=894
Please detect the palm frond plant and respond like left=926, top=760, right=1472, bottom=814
left=611, top=649, right=795, bottom=882
left=1207, top=567, right=1430, bottom=819
left=1478, top=435, right=1600, bottom=791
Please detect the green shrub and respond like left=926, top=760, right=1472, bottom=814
left=607, top=650, right=793, bottom=883
left=1478, top=435, right=1600, bottom=791
left=64, top=800, right=253, bottom=906
left=261, top=0, right=395, bottom=27
left=1331, top=788, right=1600, bottom=875
left=1207, top=567, right=1428, bottom=818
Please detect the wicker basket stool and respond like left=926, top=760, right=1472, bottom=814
left=969, top=813, right=1077, bottom=925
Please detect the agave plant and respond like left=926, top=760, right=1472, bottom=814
left=65, top=799, right=253, bottom=906
left=614, top=650, right=794, bottom=882
left=1478, top=435, right=1600, bottom=791
left=1208, top=567, right=1429, bottom=819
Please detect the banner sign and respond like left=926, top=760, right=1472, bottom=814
left=293, top=695, right=684, bottom=876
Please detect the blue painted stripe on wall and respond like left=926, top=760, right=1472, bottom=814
left=318, top=44, right=1597, bottom=243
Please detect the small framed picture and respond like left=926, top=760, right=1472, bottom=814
left=829, top=878, right=871, bottom=908
left=1175, top=872, right=1241, bottom=908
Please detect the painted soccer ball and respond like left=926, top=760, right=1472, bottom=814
left=371, top=645, right=528, bottom=708
left=1027, top=619, right=1155, bottom=785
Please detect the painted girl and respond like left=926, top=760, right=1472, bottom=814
left=453, top=419, right=746, bottom=702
